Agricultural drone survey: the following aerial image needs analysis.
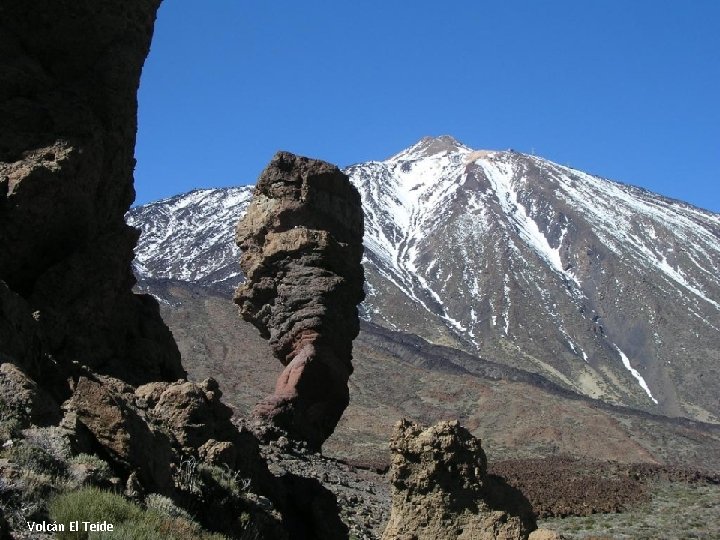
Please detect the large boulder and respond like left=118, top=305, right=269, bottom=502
left=65, top=375, right=174, bottom=492
left=136, top=378, right=235, bottom=453
left=383, top=419, right=537, bottom=540
left=235, top=151, right=365, bottom=450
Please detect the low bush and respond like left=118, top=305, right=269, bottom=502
left=68, top=453, right=114, bottom=486
left=49, top=487, right=226, bottom=540
left=5, top=441, right=66, bottom=477
left=144, top=493, right=193, bottom=521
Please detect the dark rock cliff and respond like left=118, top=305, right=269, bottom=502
left=0, top=0, right=183, bottom=387
left=0, top=3, right=311, bottom=538
left=235, top=151, right=365, bottom=450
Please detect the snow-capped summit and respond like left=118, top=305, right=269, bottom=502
left=127, top=138, right=720, bottom=424
left=388, top=135, right=472, bottom=161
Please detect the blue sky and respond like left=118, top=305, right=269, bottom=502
left=135, top=1, right=719, bottom=213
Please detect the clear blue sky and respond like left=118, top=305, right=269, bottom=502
left=135, top=1, right=719, bottom=213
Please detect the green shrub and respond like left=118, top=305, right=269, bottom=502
left=200, top=463, right=250, bottom=496
left=49, top=487, right=226, bottom=540
left=0, top=416, right=22, bottom=442
left=50, top=487, right=141, bottom=538
left=95, top=511, right=224, bottom=540
left=0, top=397, right=28, bottom=440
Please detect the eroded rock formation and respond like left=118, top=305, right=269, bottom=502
left=235, top=151, right=365, bottom=450
left=383, top=419, right=537, bottom=540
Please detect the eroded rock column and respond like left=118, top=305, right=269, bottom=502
left=235, top=151, right=364, bottom=450
left=383, top=419, right=537, bottom=540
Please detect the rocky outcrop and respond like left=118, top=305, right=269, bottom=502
left=383, top=419, right=537, bottom=540
left=0, top=3, right=366, bottom=538
left=0, top=3, right=291, bottom=537
left=0, top=0, right=183, bottom=387
left=235, top=151, right=365, bottom=450
left=64, top=375, right=175, bottom=492
left=63, top=374, right=279, bottom=497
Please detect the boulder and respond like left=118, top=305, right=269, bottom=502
left=65, top=375, right=173, bottom=492
left=137, top=378, right=234, bottom=452
left=0, top=361, right=60, bottom=426
left=383, top=419, right=536, bottom=540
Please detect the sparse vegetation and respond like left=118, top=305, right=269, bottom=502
left=177, top=456, right=200, bottom=493
left=0, top=431, right=231, bottom=540
left=540, top=481, right=720, bottom=539
left=145, top=493, right=194, bottom=521
left=0, top=437, right=73, bottom=529
left=201, top=463, right=251, bottom=496
left=0, top=398, right=24, bottom=442
left=4, top=439, right=66, bottom=477
left=50, top=487, right=227, bottom=540
left=68, top=453, right=114, bottom=486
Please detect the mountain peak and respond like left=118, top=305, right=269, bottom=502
left=389, top=135, right=471, bottom=161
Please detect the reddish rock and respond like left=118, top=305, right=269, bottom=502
left=235, top=151, right=364, bottom=450
left=485, top=456, right=718, bottom=518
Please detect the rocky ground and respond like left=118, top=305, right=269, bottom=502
left=3, top=415, right=719, bottom=539
left=236, top=410, right=720, bottom=540
left=252, top=431, right=389, bottom=540
left=251, top=435, right=720, bottom=539
left=489, top=456, right=719, bottom=518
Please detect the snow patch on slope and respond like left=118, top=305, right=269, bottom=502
left=536, top=158, right=720, bottom=312
left=349, top=143, right=476, bottom=339
left=127, top=187, right=252, bottom=284
left=475, top=156, right=579, bottom=286
left=614, top=345, right=658, bottom=405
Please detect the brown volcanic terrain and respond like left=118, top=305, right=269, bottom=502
left=142, top=279, right=720, bottom=473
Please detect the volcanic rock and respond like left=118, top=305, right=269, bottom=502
left=0, top=2, right=366, bottom=538
left=65, top=375, right=174, bottom=492
left=0, top=361, right=60, bottom=428
left=0, top=4, right=294, bottom=536
left=0, top=0, right=183, bottom=387
left=135, top=378, right=234, bottom=452
left=383, top=419, right=536, bottom=540
left=235, top=151, right=365, bottom=450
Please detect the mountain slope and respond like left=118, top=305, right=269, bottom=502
left=127, top=136, right=720, bottom=423
left=130, top=187, right=252, bottom=291
left=138, top=279, right=720, bottom=472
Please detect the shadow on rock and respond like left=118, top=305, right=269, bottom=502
left=280, top=473, right=349, bottom=540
